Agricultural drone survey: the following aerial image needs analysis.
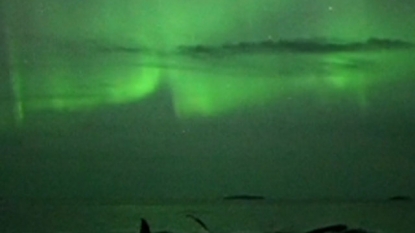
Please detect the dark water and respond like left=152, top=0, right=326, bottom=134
left=1, top=199, right=414, bottom=233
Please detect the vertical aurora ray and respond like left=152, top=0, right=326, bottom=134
left=0, top=1, right=24, bottom=127
left=9, top=46, right=24, bottom=126
left=8, top=32, right=24, bottom=126
left=0, top=3, right=13, bottom=129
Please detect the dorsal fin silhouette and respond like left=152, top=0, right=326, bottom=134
left=140, top=218, right=151, bottom=233
left=186, top=214, right=210, bottom=232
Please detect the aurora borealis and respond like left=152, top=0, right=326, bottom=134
left=1, top=0, right=415, bottom=200
left=2, top=37, right=414, bottom=123
left=2, top=0, right=415, bottom=125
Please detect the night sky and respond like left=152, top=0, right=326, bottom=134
left=1, top=0, right=415, bottom=201
left=4, top=0, right=415, bottom=46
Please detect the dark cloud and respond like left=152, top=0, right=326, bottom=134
left=177, top=38, right=413, bottom=57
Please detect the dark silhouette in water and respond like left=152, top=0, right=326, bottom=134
left=388, top=195, right=412, bottom=201
left=223, top=195, right=265, bottom=200
left=306, top=224, right=372, bottom=233
left=140, top=214, right=210, bottom=233
left=306, top=224, right=348, bottom=233
left=140, top=216, right=210, bottom=233
left=140, top=218, right=151, bottom=233
left=186, top=214, right=210, bottom=232
left=342, top=229, right=371, bottom=233
left=140, top=218, right=373, bottom=233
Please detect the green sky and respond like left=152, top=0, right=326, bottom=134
left=1, top=0, right=415, bottom=200
left=5, top=0, right=415, bottom=45
left=1, top=0, right=415, bottom=126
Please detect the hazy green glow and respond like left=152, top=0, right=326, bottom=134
left=2, top=0, right=415, bottom=127
left=169, top=70, right=286, bottom=117
left=318, top=54, right=369, bottom=107
left=7, top=39, right=161, bottom=114
left=22, top=62, right=161, bottom=112
left=321, top=1, right=375, bottom=40
left=168, top=50, right=415, bottom=118
left=5, top=47, right=413, bottom=123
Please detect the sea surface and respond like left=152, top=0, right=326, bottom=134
left=1, top=199, right=414, bottom=233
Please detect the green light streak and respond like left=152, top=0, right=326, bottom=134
left=3, top=20, right=24, bottom=126
left=11, top=73, right=24, bottom=125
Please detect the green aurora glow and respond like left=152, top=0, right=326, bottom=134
left=4, top=44, right=414, bottom=125
left=2, top=0, right=415, bottom=127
